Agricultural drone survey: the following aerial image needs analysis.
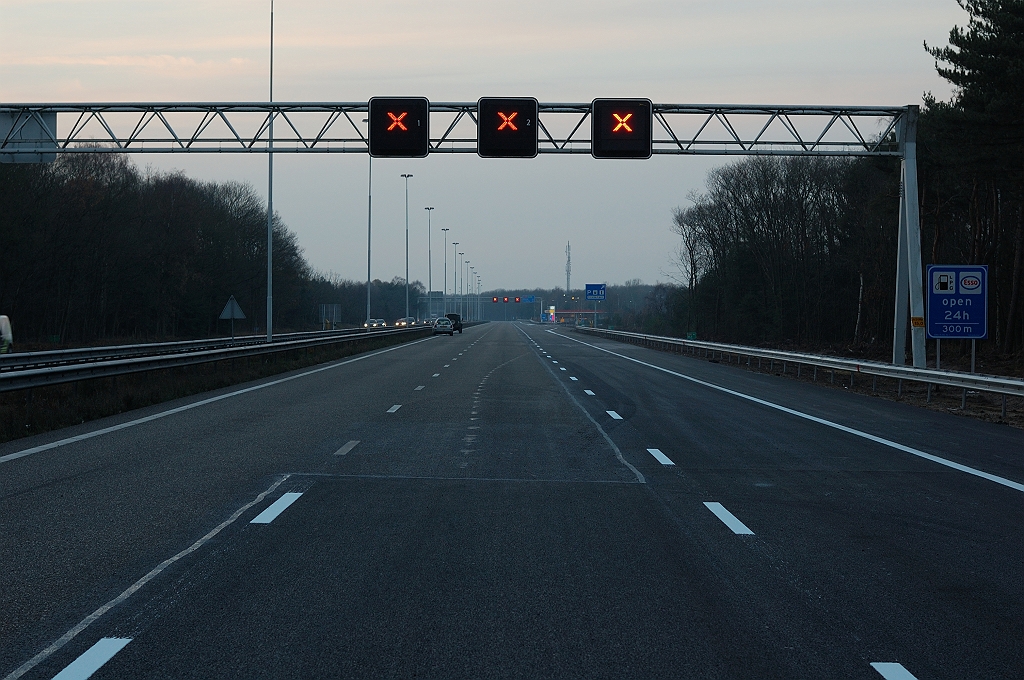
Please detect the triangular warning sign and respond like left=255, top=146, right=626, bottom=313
left=219, top=295, right=246, bottom=320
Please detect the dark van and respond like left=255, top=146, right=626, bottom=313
left=445, top=313, right=463, bottom=333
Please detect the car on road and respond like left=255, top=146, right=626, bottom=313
left=445, top=313, right=463, bottom=334
left=363, top=319, right=386, bottom=328
left=432, top=318, right=454, bottom=336
left=395, top=317, right=418, bottom=327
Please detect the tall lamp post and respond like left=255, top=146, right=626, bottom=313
left=400, top=173, right=413, bottom=319
left=441, top=228, right=450, bottom=313
left=469, top=266, right=475, bottom=321
left=459, top=253, right=465, bottom=316
left=452, top=242, right=460, bottom=316
left=364, top=119, right=372, bottom=324
left=266, top=0, right=275, bottom=341
left=424, top=206, right=434, bottom=317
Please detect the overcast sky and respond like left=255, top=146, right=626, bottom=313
left=2, top=0, right=966, bottom=292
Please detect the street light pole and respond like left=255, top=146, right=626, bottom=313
left=459, top=253, right=465, bottom=316
left=469, top=266, right=475, bottom=321
left=365, top=133, right=372, bottom=324
left=424, top=206, right=434, bottom=317
left=400, top=173, right=413, bottom=319
left=441, top=228, right=449, bottom=314
left=452, top=242, right=460, bottom=316
left=266, top=0, right=274, bottom=342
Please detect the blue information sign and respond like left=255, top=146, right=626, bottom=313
left=585, top=284, right=606, bottom=301
left=522, top=295, right=536, bottom=304
left=926, top=265, right=987, bottom=339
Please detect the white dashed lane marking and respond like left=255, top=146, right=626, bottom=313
left=559, top=367, right=566, bottom=371
left=584, top=390, right=595, bottom=396
left=606, top=410, right=623, bottom=420
left=570, top=377, right=578, bottom=381
left=387, top=404, right=402, bottom=413
left=870, top=663, right=919, bottom=680
left=414, top=385, right=424, bottom=391
left=646, top=448, right=675, bottom=466
left=432, top=373, right=440, bottom=377
left=444, top=364, right=450, bottom=368
left=52, top=638, right=132, bottom=680
left=703, top=502, right=754, bottom=535
left=250, top=492, right=304, bottom=524
left=333, top=440, right=360, bottom=456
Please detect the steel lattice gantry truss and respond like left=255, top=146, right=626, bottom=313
left=0, top=101, right=926, bottom=368
left=0, top=102, right=907, bottom=157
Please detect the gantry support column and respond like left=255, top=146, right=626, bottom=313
left=892, top=105, right=926, bottom=367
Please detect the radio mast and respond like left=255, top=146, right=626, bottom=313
left=565, top=241, right=571, bottom=295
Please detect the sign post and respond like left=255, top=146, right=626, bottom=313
left=926, top=265, right=987, bottom=406
left=585, top=284, right=606, bottom=327
left=219, top=295, right=247, bottom=340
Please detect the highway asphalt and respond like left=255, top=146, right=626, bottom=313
left=1, top=321, right=1021, bottom=679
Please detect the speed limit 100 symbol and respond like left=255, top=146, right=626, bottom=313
left=477, top=98, right=539, bottom=158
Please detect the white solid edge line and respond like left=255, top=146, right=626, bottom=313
left=1, top=475, right=290, bottom=680
left=334, top=440, right=360, bottom=456
left=584, top=390, right=595, bottom=396
left=647, top=448, right=675, bottom=466
left=606, top=410, right=623, bottom=420
left=387, top=404, right=402, bottom=413
left=553, top=332, right=1024, bottom=495
left=870, top=662, right=919, bottom=680
left=51, top=637, right=133, bottom=680
left=704, top=502, right=755, bottom=535
left=0, top=337, right=435, bottom=466
left=250, top=492, right=303, bottom=524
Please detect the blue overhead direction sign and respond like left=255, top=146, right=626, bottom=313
left=585, top=284, right=606, bottom=301
left=926, top=265, right=987, bottom=339
left=522, top=295, right=536, bottom=304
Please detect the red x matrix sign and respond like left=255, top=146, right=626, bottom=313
left=368, top=97, right=429, bottom=158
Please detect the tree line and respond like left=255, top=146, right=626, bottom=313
left=651, top=0, right=1023, bottom=365
left=0, top=153, right=422, bottom=346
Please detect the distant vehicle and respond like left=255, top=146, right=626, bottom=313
left=395, top=317, right=417, bottom=327
left=0, top=315, right=11, bottom=354
left=364, top=319, right=386, bottom=328
left=432, top=318, right=454, bottom=336
left=445, top=313, right=463, bottom=334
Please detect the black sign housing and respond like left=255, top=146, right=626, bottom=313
left=477, top=97, right=539, bottom=158
left=591, top=98, right=653, bottom=159
left=368, top=97, right=430, bottom=158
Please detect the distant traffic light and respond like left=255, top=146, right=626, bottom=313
left=492, top=296, right=499, bottom=303
left=514, top=297, right=521, bottom=303
left=591, top=98, right=652, bottom=159
left=368, top=97, right=430, bottom=158
left=503, top=297, right=509, bottom=303
left=477, top=98, right=539, bottom=158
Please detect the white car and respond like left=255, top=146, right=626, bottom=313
left=432, top=318, right=454, bottom=336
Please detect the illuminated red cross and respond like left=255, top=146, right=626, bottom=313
left=387, top=112, right=408, bottom=131
left=612, top=113, right=633, bottom=133
left=497, top=111, right=518, bottom=131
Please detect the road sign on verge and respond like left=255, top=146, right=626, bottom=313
left=585, top=284, right=606, bottom=301
left=926, top=265, right=987, bottom=339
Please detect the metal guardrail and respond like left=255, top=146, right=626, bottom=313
left=574, top=327, right=1024, bottom=406
left=0, top=327, right=368, bottom=371
left=0, top=326, right=430, bottom=392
